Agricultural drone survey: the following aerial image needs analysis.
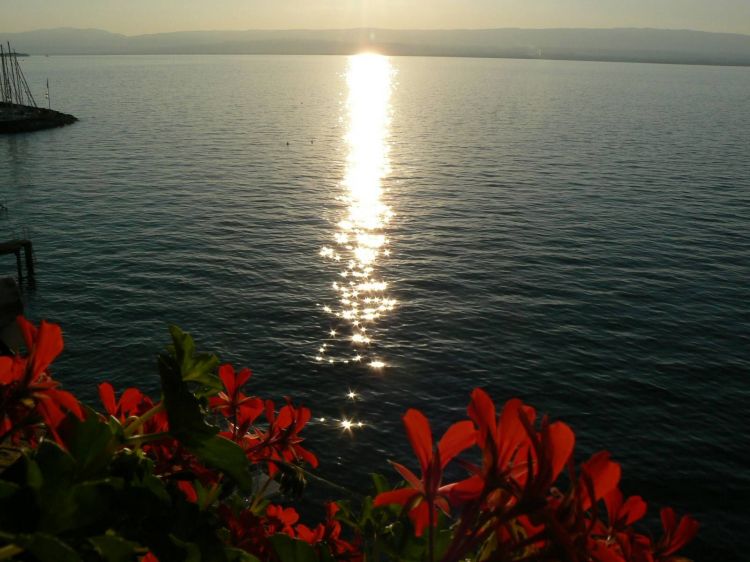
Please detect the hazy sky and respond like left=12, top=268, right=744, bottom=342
left=3, top=0, right=750, bottom=35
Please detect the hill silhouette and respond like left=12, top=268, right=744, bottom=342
left=2, top=27, right=750, bottom=66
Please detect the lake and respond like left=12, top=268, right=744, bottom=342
left=1, top=54, right=749, bottom=560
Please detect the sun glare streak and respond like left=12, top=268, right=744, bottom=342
left=318, top=53, right=395, bottom=368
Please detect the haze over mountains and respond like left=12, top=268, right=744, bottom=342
left=3, top=27, right=750, bottom=66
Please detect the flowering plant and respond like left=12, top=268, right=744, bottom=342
left=0, top=316, right=697, bottom=561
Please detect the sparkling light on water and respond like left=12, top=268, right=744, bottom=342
left=319, top=54, right=395, bottom=369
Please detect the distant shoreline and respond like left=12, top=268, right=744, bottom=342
left=4, top=27, right=750, bottom=67
left=25, top=52, right=750, bottom=68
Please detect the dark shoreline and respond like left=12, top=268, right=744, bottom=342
left=0, top=102, right=77, bottom=134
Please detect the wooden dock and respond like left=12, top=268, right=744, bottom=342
left=0, top=239, right=35, bottom=285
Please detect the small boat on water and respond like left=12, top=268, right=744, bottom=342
left=0, top=42, right=77, bottom=134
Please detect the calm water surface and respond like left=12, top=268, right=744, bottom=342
left=1, top=54, right=749, bottom=560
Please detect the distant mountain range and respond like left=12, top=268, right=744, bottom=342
left=2, top=27, right=750, bottom=66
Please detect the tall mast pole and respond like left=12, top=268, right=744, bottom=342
left=0, top=45, right=9, bottom=103
left=13, top=49, right=26, bottom=105
left=14, top=49, right=37, bottom=107
left=7, top=43, right=20, bottom=104
left=0, top=45, right=5, bottom=102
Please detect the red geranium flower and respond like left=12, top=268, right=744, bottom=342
left=296, top=503, right=363, bottom=561
left=374, top=408, right=475, bottom=536
left=210, top=364, right=263, bottom=440
left=241, top=398, right=318, bottom=475
left=579, top=451, right=622, bottom=511
left=0, top=316, right=83, bottom=444
left=447, top=389, right=574, bottom=507
left=98, top=382, right=153, bottom=423
left=604, top=489, right=648, bottom=531
left=265, top=503, right=300, bottom=535
left=654, top=507, right=699, bottom=560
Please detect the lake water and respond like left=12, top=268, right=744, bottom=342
left=1, top=54, right=749, bottom=560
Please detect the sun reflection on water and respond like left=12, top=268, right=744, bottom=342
left=318, top=53, right=395, bottom=378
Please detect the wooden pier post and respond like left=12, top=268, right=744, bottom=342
left=0, top=239, right=35, bottom=286
left=14, top=250, right=22, bottom=283
left=22, top=240, right=34, bottom=278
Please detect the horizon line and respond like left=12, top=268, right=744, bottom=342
left=3, top=25, right=750, bottom=39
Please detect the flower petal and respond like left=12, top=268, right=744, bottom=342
left=441, top=474, right=484, bottom=505
left=119, top=388, right=146, bottom=415
left=391, top=461, right=423, bottom=490
left=621, top=495, right=647, bottom=526
left=408, top=499, right=431, bottom=537
left=235, top=367, right=252, bottom=389
left=28, top=320, right=64, bottom=379
left=581, top=451, right=621, bottom=510
left=218, top=364, right=236, bottom=394
left=403, top=409, right=433, bottom=474
left=437, top=420, right=476, bottom=469
left=548, top=421, right=575, bottom=480
left=16, top=315, right=37, bottom=350
left=373, top=487, right=418, bottom=508
left=98, top=382, right=117, bottom=415
left=468, top=388, right=497, bottom=446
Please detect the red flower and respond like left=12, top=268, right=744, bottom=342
left=209, top=364, right=263, bottom=439
left=0, top=316, right=83, bottom=444
left=579, top=451, right=622, bottom=511
left=98, top=382, right=153, bottom=423
left=296, top=503, right=363, bottom=561
left=241, top=399, right=318, bottom=475
left=654, top=507, right=699, bottom=560
left=219, top=505, right=271, bottom=557
left=220, top=504, right=302, bottom=559
left=374, top=408, right=475, bottom=536
left=265, top=503, right=300, bottom=535
left=177, top=480, right=198, bottom=503
left=604, top=489, right=647, bottom=530
left=447, top=389, right=574, bottom=506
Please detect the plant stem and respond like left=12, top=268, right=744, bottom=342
left=0, top=545, right=23, bottom=559
left=123, top=402, right=165, bottom=437
left=428, top=499, right=435, bottom=562
left=125, top=431, right=170, bottom=447
left=249, top=474, right=274, bottom=512
left=292, top=462, right=362, bottom=498
left=201, top=482, right=222, bottom=511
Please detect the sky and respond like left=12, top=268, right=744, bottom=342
left=3, top=0, right=750, bottom=36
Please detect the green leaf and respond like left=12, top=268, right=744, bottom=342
left=169, top=534, right=202, bottom=562
left=269, top=534, right=319, bottom=562
left=0, top=447, right=22, bottom=473
left=34, top=441, right=76, bottom=488
left=225, top=548, right=261, bottom=562
left=371, top=472, right=391, bottom=494
left=158, top=353, right=215, bottom=441
left=435, top=527, right=453, bottom=560
left=158, top=333, right=254, bottom=492
left=70, top=478, right=124, bottom=530
left=276, top=462, right=307, bottom=499
left=12, top=532, right=81, bottom=562
left=186, top=434, right=254, bottom=491
left=0, top=481, right=20, bottom=499
left=24, top=456, right=44, bottom=489
left=32, top=443, right=78, bottom=534
left=60, top=407, right=118, bottom=477
left=89, top=533, right=140, bottom=562
left=167, top=325, right=221, bottom=391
